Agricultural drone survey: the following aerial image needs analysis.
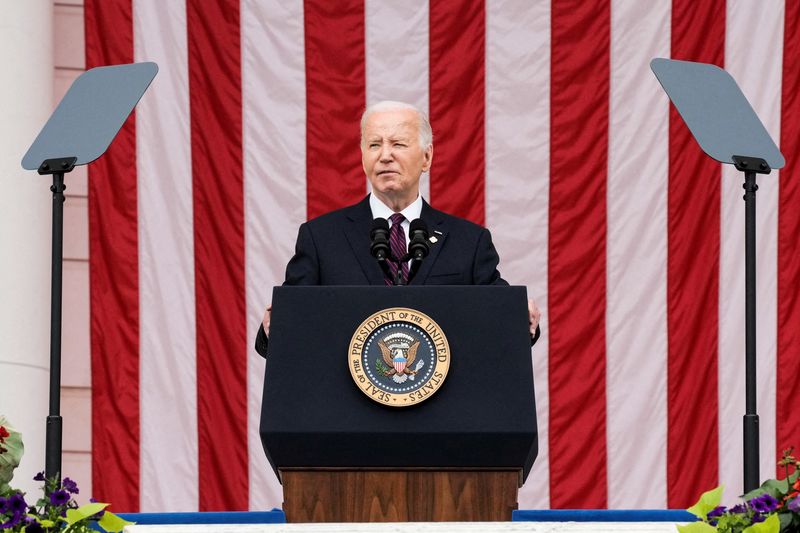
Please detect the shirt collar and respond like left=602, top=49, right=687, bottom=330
left=369, top=193, right=423, bottom=223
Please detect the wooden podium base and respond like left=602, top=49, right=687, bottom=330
left=280, top=469, right=520, bottom=522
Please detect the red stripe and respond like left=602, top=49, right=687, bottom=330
left=667, top=0, right=725, bottom=508
left=429, top=0, right=485, bottom=225
left=777, top=0, right=800, bottom=475
left=84, top=0, right=139, bottom=512
left=547, top=0, right=610, bottom=509
left=304, top=0, right=366, bottom=220
left=187, top=0, right=248, bottom=510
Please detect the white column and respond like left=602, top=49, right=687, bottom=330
left=0, top=0, right=54, bottom=496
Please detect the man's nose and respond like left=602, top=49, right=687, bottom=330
left=379, top=143, right=393, bottom=161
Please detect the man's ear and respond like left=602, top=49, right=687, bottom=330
left=422, top=144, right=433, bottom=172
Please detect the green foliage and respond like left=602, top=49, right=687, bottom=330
left=688, top=486, right=724, bottom=520
left=0, top=415, right=133, bottom=532
left=0, top=416, right=24, bottom=492
left=1, top=477, right=134, bottom=532
left=742, top=513, right=779, bottom=533
left=716, top=511, right=761, bottom=533
left=678, top=448, right=800, bottom=533
left=63, top=501, right=133, bottom=532
left=98, top=509, right=135, bottom=532
left=65, top=503, right=109, bottom=525
left=744, top=479, right=788, bottom=501
left=678, top=522, right=718, bottom=533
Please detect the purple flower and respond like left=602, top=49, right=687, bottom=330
left=788, top=497, right=800, bottom=513
left=24, top=521, right=44, bottom=533
left=706, top=505, right=727, bottom=525
left=0, top=517, right=20, bottom=529
left=0, top=497, right=6, bottom=514
left=750, top=494, right=780, bottom=514
left=0, top=511, right=23, bottom=529
left=62, top=477, right=79, bottom=494
left=730, top=503, right=748, bottom=514
left=49, top=489, right=70, bottom=506
left=33, top=471, right=45, bottom=482
left=707, top=506, right=727, bottom=518
left=7, top=494, right=26, bottom=513
left=763, top=494, right=779, bottom=511
left=752, top=513, right=767, bottom=523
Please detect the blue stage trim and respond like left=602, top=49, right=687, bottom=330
left=512, top=509, right=696, bottom=522
left=113, top=510, right=286, bottom=525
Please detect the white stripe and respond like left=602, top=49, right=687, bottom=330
left=134, top=0, right=197, bottom=512
left=365, top=0, right=430, bottom=200
left=242, top=0, right=307, bottom=510
left=719, top=0, right=783, bottom=497
left=606, top=0, right=671, bottom=509
left=485, top=0, right=551, bottom=508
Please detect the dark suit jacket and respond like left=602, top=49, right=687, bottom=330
left=255, top=195, right=539, bottom=356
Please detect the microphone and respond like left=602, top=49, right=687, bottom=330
left=408, top=219, right=430, bottom=261
left=370, top=218, right=390, bottom=261
left=407, top=219, right=429, bottom=283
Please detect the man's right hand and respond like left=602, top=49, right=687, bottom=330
left=262, top=304, right=272, bottom=337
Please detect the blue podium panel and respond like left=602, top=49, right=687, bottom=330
left=261, top=286, right=538, bottom=482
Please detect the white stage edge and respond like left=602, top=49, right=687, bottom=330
left=125, top=522, right=684, bottom=533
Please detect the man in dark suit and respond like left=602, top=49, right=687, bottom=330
left=255, top=101, right=541, bottom=357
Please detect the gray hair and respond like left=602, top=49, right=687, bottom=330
left=360, top=100, right=433, bottom=150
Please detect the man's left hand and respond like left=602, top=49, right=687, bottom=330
left=528, top=298, right=541, bottom=336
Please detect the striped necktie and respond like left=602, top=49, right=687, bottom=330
left=386, top=213, right=408, bottom=285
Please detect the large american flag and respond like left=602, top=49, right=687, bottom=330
left=84, top=0, right=800, bottom=513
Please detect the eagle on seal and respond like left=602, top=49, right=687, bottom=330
left=378, top=339, right=421, bottom=384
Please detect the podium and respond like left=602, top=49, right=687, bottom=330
left=260, top=286, right=538, bottom=522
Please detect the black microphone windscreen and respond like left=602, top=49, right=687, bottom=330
left=370, top=217, right=390, bottom=261
left=409, top=218, right=428, bottom=236
left=408, top=218, right=430, bottom=262
left=371, top=217, right=389, bottom=235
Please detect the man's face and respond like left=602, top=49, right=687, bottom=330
left=361, top=108, right=433, bottom=199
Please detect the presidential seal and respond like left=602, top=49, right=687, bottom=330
left=348, top=308, right=450, bottom=407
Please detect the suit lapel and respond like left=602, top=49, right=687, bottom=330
left=410, top=200, right=447, bottom=285
left=343, top=196, right=386, bottom=285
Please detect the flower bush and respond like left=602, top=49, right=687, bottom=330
left=0, top=416, right=132, bottom=532
left=0, top=417, right=23, bottom=492
left=678, top=448, right=800, bottom=533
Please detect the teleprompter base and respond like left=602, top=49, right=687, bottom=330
left=280, top=469, right=520, bottom=522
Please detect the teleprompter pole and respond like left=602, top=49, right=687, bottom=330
left=734, top=155, right=768, bottom=493
left=743, top=169, right=758, bottom=493
left=40, top=157, right=76, bottom=482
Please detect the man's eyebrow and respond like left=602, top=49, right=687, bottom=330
left=365, top=133, right=412, bottom=143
